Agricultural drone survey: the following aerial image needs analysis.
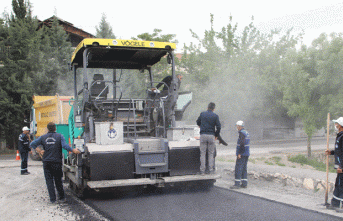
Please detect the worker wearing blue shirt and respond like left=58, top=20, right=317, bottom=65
left=231, top=120, right=250, bottom=189
left=326, top=117, right=343, bottom=210
left=30, top=122, right=81, bottom=204
left=18, top=126, right=31, bottom=175
left=196, top=102, right=221, bottom=175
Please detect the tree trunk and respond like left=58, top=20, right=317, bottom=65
left=307, top=136, right=312, bottom=158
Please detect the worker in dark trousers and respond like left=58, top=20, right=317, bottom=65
left=231, top=120, right=250, bottom=189
left=326, top=117, right=343, bottom=210
left=18, top=126, right=31, bottom=175
left=30, top=122, right=81, bottom=204
left=196, top=102, right=221, bottom=175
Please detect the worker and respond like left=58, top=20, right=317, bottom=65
left=326, top=117, right=343, bottom=210
left=30, top=122, right=81, bottom=204
left=18, top=126, right=31, bottom=175
left=196, top=102, right=221, bottom=175
left=230, top=120, right=250, bottom=189
left=155, top=74, right=183, bottom=95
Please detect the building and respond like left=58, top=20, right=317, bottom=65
left=38, top=16, right=95, bottom=47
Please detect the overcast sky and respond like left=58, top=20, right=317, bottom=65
left=1, top=0, right=343, bottom=51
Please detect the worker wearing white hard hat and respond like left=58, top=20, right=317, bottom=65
left=18, top=126, right=31, bottom=175
left=326, top=117, right=343, bottom=210
left=231, top=120, right=250, bottom=189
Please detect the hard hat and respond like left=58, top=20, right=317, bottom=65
left=333, top=117, right=343, bottom=126
left=22, top=126, right=30, bottom=131
left=236, top=120, right=244, bottom=126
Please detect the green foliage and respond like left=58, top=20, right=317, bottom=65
left=271, top=156, right=286, bottom=166
left=288, top=154, right=336, bottom=173
left=95, top=13, right=116, bottom=39
left=0, top=1, right=36, bottom=148
left=0, top=5, right=72, bottom=148
left=280, top=33, right=343, bottom=155
left=29, top=16, right=73, bottom=95
left=265, top=160, right=274, bottom=165
left=11, top=0, right=27, bottom=20
left=133, top=28, right=177, bottom=43
left=180, top=14, right=300, bottom=126
left=119, top=29, right=180, bottom=98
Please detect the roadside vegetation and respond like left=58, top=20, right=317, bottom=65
left=221, top=153, right=336, bottom=173
left=288, top=154, right=336, bottom=173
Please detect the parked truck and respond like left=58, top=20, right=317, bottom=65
left=60, top=38, right=220, bottom=198
left=30, top=95, right=73, bottom=160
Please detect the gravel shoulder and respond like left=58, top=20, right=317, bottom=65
left=215, top=152, right=343, bottom=219
left=0, top=157, right=108, bottom=221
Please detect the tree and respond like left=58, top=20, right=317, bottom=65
left=0, top=0, right=36, bottom=149
left=11, top=0, right=27, bottom=20
left=0, top=3, right=73, bottom=149
left=133, top=28, right=177, bottom=43
left=95, top=13, right=115, bottom=38
left=180, top=14, right=303, bottom=142
left=119, top=29, right=179, bottom=99
left=280, top=33, right=343, bottom=157
left=28, top=16, right=73, bottom=95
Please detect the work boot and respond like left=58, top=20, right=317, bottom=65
left=58, top=198, right=67, bottom=203
left=21, top=172, right=30, bottom=175
left=241, top=185, right=247, bottom=188
left=48, top=200, right=56, bottom=205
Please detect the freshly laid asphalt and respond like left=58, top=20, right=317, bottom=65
left=85, top=185, right=342, bottom=221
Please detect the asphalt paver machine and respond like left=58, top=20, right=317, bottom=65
left=64, top=39, right=220, bottom=197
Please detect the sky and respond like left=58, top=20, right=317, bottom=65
left=1, top=0, right=343, bottom=52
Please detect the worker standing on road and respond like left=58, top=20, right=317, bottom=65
left=196, top=102, right=221, bottom=175
left=30, top=122, right=81, bottom=204
left=230, top=120, right=250, bottom=189
left=326, top=117, right=343, bottom=210
left=18, top=126, right=31, bottom=175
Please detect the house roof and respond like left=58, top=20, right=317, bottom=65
left=39, top=16, right=95, bottom=39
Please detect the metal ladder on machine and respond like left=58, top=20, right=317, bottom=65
left=127, top=99, right=137, bottom=139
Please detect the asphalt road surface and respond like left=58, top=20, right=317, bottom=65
left=85, top=185, right=342, bottom=221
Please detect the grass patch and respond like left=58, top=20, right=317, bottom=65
left=255, top=157, right=266, bottom=161
left=276, top=162, right=286, bottom=166
left=269, top=156, right=285, bottom=166
left=272, top=156, right=282, bottom=162
left=288, top=154, right=336, bottom=173
left=249, top=159, right=256, bottom=164
left=216, top=157, right=226, bottom=162
left=217, top=157, right=235, bottom=163
left=265, top=160, right=274, bottom=165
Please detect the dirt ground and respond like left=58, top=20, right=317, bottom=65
left=0, top=159, right=108, bottom=221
